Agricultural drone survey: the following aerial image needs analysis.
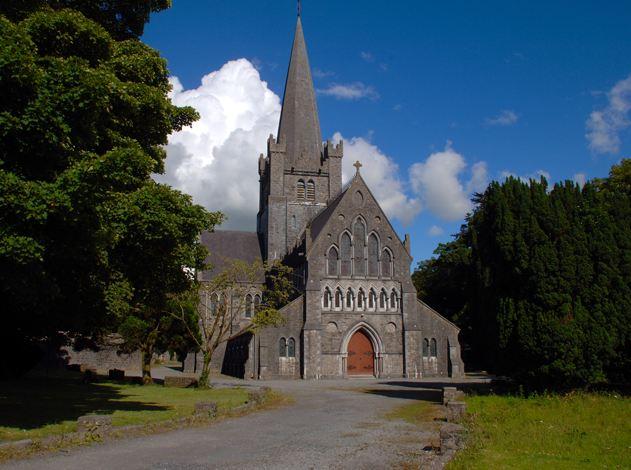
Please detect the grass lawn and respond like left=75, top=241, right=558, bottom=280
left=449, top=392, right=631, bottom=469
left=0, top=372, right=249, bottom=442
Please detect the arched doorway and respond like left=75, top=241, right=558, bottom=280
left=347, top=329, right=375, bottom=376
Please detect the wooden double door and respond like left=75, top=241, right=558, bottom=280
left=347, top=330, right=375, bottom=376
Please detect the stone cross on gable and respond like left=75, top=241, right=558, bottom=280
left=353, top=160, right=362, bottom=174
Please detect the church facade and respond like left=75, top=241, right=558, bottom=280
left=185, top=15, right=464, bottom=380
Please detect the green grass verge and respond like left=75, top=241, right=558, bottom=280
left=448, top=392, right=631, bottom=469
left=0, top=374, right=249, bottom=442
left=385, top=400, right=441, bottom=425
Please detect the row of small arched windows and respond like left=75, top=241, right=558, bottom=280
left=296, top=179, right=316, bottom=201
left=327, top=221, right=393, bottom=278
left=279, top=337, right=296, bottom=357
left=422, top=338, right=438, bottom=358
left=322, top=287, right=399, bottom=311
left=208, top=292, right=261, bottom=319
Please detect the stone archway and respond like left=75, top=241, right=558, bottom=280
left=340, top=322, right=383, bottom=378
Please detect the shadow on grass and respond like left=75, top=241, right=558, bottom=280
left=0, top=377, right=167, bottom=430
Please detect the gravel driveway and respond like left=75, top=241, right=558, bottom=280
left=2, top=378, right=468, bottom=470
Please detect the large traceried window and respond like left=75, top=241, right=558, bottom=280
left=306, top=180, right=315, bottom=200
left=327, top=246, right=339, bottom=276
left=296, top=180, right=305, bottom=199
left=368, top=233, right=379, bottom=277
left=353, top=219, right=366, bottom=276
left=340, top=233, right=352, bottom=276
left=382, top=249, right=393, bottom=277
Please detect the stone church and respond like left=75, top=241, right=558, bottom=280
left=185, top=15, right=464, bottom=380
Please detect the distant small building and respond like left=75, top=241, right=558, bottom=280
left=185, top=14, right=464, bottom=380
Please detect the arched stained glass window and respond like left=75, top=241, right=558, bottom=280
left=210, top=293, right=219, bottom=316
left=340, top=233, right=352, bottom=276
left=327, top=246, right=339, bottom=276
left=306, top=180, right=315, bottom=200
left=382, top=249, right=392, bottom=277
left=323, top=288, right=332, bottom=309
left=430, top=338, right=437, bottom=357
left=390, top=289, right=397, bottom=309
left=368, top=233, right=379, bottom=276
left=346, top=288, right=354, bottom=309
left=254, top=294, right=261, bottom=312
left=287, top=338, right=296, bottom=357
left=369, top=289, right=376, bottom=309
left=423, top=338, right=429, bottom=357
left=357, top=289, right=365, bottom=309
left=353, top=219, right=366, bottom=276
left=335, top=288, right=343, bottom=308
left=279, top=338, right=287, bottom=357
left=296, top=180, right=305, bottom=199
left=245, top=294, right=253, bottom=318
left=380, top=289, right=387, bottom=309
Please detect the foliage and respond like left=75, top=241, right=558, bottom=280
left=171, top=260, right=292, bottom=387
left=449, top=393, right=631, bottom=469
left=0, top=1, right=220, bottom=378
left=413, top=160, right=631, bottom=387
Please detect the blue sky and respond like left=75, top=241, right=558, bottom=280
left=143, top=0, right=631, bottom=265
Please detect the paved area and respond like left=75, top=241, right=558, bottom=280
left=2, top=378, right=487, bottom=470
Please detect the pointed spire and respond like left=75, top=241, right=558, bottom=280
left=277, top=15, right=323, bottom=168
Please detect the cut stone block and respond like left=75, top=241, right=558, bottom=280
left=440, top=422, right=465, bottom=454
left=77, top=415, right=112, bottom=437
left=164, top=375, right=197, bottom=388
left=194, top=401, right=218, bottom=418
left=446, top=400, right=467, bottom=422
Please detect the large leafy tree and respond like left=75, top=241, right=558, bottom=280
left=413, top=160, right=631, bottom=388
left=0, top=1, right=221, bottom=377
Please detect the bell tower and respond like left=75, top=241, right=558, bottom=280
left=257, top=13, right=343, bottom=261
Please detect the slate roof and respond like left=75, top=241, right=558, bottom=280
left=199, top=230, right=265, bottom=283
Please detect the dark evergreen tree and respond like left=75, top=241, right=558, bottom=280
left=413, top=160, right=631, bottom=388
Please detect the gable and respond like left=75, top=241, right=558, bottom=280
left=307, top=173, right=411, bottom=263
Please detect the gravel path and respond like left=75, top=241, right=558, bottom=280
left=2, top=379, right=468, bottom=470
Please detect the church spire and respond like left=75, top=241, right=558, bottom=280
left=277, top=14, right=323, bottom=168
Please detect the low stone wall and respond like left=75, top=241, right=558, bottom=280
left=62, top=336, right=141, bottom=374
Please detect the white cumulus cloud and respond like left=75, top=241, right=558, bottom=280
left=586, top=74, right=631, bottom=154
left=573, top=173, right=587, bottom=188
left=154, top=59, right=281, bottom=230
left=485, top=110, right=519, bottom=126
left=409, top=143, right=488, bottom=221
left=317, top=82, right=379, bottom=101
left=333, top=133, right=421, bottom=226
left=428, top=225, right=444, bottom=237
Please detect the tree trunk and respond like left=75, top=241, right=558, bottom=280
left=198, top=349, right=213, bottom=389
left=141, top=343, right=154, bottom=385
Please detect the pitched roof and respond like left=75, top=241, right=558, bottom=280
left=199, top=230, right=264, bottom=283
left=277, top=16, right=322, bottom=167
